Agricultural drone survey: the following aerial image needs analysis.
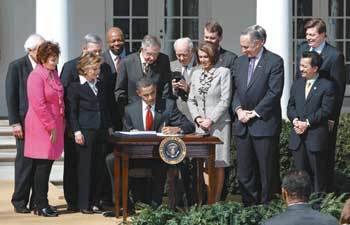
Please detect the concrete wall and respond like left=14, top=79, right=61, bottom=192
left=0, top=0, right=36, bottom=117
left=210, top=0, right=256, bottom=56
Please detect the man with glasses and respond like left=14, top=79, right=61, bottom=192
left=115, top=34, right=172, bottom=105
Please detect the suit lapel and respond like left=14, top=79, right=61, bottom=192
left=133, top=100, right=145, bottom=131
left=82, top=82, right=97, bottom=98
left=247, top=49, right=266, bottom=90
left=133, top=53, right=144, bottom=79
left=241, top=56, right=249, bottom=90
left=153, top=100, right=165, bottom=131
left=105, top=52, right=116, bottom=74
left=305, top=78, right=320, bottom=103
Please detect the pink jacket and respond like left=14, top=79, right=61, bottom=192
left=24, top=65, right=64, bottom=160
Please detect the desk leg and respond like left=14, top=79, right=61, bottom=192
left=122, top=153, right=129, bottom=221
left=196, top=159, right=204, bottom=205
left=207, top=144, right=216, bottom=204
left=114, top=149, right=121, bottom=219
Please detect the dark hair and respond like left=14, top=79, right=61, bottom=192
left=77, top=52, right=102, bottom=76
left=282, top=170, right=311, bottom=201
left=197, top=41, right=217, bottom=65
left=304, top=18, right=327, bottom=34
left=136, top=77, right=156, bottom=90
left=36, top=41, right=60, bottom=64
left=204, top=21, right=223, bottom=37
left=301, top=51, right=323, bottom=70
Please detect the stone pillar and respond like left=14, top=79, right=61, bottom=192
left=36, top=0, right=68, bottom=73
left=257, top=0, right=292, bottom=119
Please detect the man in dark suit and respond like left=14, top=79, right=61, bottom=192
left=60, top=33, right=113, bottom=211
left=102, top=27, right=128, bottom=131
left=296, top=18, right=346, bottom=192
left=262, top=170, right=338, bottom=225
left=203, top=21, right=237, bottom=78
left=288, top=51, right=335, bottom=192
left=203, top=21, right=237, bottom=200
left=232, top=25, right=284, bottom=205
left=122, top=77, right=195, bottom=206
left=5, top=34, right=45, bottom=213
left=115, top=34, right=172, bottom=106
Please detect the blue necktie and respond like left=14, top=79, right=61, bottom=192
left=247, top=57, right=256, bottom=86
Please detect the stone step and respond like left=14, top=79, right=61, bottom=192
left=0, top=120, right=9, bottom=126
left=0, top=136, right=16, bottom=149
left=0, top=126, right=12, bottom=136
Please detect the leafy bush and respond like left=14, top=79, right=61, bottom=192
left=131, top=193, right=347, bottom=225
left=130, top=113, right=350, bottom=225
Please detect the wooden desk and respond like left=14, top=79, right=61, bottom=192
left=109, top=134, right=222, bottom=220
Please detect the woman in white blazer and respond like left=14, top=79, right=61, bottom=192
left=188, top=41, right=232, bottom=202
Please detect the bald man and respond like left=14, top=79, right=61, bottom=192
left=102, top=27, right=128, bottom=131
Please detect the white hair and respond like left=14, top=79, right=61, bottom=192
left=23, top=34, right=45, bottom=53
left=141, top=35, right=161, bottom=49
left=173, top=37, right=193, bottom=51
left=82, top=33, right=103, bottom=48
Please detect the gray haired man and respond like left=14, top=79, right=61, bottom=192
left=6, top=34, right=45, bottom=213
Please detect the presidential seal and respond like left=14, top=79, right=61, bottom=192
left=159, top=137, right=187, bottom=165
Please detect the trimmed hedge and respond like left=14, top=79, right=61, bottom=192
left=130, top=113, right=350, bottom=225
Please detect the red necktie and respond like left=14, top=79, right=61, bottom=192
left=146, top=105, right=153, bottom=131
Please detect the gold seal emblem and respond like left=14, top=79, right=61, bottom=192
left=159, top=137, right=187, bottom=164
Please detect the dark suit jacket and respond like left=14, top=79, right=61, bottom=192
left=123, top=98, right=195, bottom=134
left=115, top=52, right=172, bottom=105
left=217, top=47, right=237, bottom=77
left=60, top=57, right=114, bottom=123
left=262, top=203, right=338, bottom=225
left=5, top=55, right=33, bottom=125
left=232, top=48, right=284, bottom=137
left=296, top=41, right=346, bottom=119
left=67, top=80, right=112, bottom=132
left=287, top=77, right=335, bottom=152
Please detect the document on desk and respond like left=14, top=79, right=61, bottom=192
left=113, top=131, right=157, bottom=137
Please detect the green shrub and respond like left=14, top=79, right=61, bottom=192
left=130, top=113, right=350, bottom=225
left=131, top=193, right=347, bottom=225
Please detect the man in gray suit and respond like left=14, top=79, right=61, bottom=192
left=170, top=37, right=197, bottom=120
left=115, top=35, right=172, bottom=106
left=262, top=170, right=338, bottom=225
left=169, top=37, right=197, bottom=208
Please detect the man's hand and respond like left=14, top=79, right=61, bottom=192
left=172, top=79, right=189, bottom=93
left=12, top=124, right=24, bottom=139
left=236, top=108, right=250, bottom=123
left=74, top=131, right=85, bottom=145
left=294, top=120, right=308, bottom=134
left=162, top=126, right=181, bottom=135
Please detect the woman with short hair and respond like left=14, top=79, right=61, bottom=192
left=188, top=41, right=232, bottom=202
left=25, top=41, right=64, bottom=217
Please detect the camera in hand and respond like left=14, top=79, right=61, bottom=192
left=172, top=71, right=183, bottom=82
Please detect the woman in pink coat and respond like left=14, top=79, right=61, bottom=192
left=24, top=41, right=64, bottom=217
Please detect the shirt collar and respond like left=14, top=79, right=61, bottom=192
left=142, top=100, right=155, bottom=112
left=140, top=52, right=146, bottom=65
left=109, top=48, right=126, bottom=60
left=254, top=47, right=264, bottom=61
left=306, top=73, right=319, bottom=83
left=79, top=75, right=97, bottom=85
left=28, top=54, right=37, bottom=69
left=310, top=41, right=325, bottom=54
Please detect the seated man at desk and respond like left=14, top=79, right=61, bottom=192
left=105, top=77, right=195, bottom=212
